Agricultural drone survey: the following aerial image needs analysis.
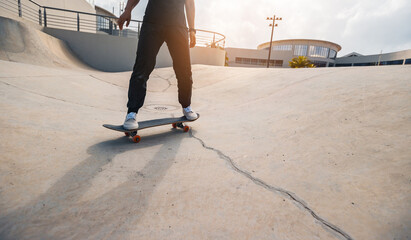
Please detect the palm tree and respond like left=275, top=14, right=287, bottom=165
left=225, top=52, right=229, bottom=67
left=289, top=56, right=316, bottom=68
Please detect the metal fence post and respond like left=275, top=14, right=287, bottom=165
left=77, top=13, right=80, bottom=31
left=18, top=0, right=22, bottom=17
left=109, top=20, right=113, bottom=35
left=43, top=8, right=47, bottom=27
left=38, top=8, right=42, bottom=25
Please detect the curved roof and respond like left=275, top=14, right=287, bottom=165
left=257, top=39, right=342, bottom=52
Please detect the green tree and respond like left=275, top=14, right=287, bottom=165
left=289, top=56, right=316, bottom=68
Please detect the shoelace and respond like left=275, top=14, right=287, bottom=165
left=126, top=113, right=136, bottom=120
left=184, top=107, right=193, bottom=114
left=184, top=110, right=194, bottom=114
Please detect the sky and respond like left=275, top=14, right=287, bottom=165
left=95, top=0, right=411, bottom=56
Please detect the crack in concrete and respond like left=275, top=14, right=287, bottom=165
left=189, top=131, right=353, bottom=240
left=89, top=74, right=125, bottom=88
left=152, top=74, right=174, bottom=92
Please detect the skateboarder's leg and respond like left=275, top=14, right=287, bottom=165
left=165, top=27, right=193, bottom=109
left=127, top=24, right=165, bottom=114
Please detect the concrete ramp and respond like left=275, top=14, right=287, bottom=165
left=0, top=16, right=91, bottom=70
left=0, top=16, right=410, bottom=240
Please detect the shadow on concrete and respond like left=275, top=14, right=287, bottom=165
left=0, top=129, right=189, bottom=239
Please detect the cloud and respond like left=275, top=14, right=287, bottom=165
left=337, top=0, right=411, bottom=54
left=95, top=0, right=411, bottom=56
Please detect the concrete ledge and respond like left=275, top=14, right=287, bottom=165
left=44, top=28, right=226, bottom=72
left=44, top=28, right=138, bottom=72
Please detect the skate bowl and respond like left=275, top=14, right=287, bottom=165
left=0, top=16, right=411, bottom=240
left=0, top=16, right=92, bottom=70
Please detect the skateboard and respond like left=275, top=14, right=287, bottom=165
left=103, top=114, right=200, bottom=143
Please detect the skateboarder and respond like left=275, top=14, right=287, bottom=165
left=117, top=0, right=198, bottom=130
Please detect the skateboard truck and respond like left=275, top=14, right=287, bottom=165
left=124, top=123, right=190, bottom=143
left=172, top=122, right=190, bottom=132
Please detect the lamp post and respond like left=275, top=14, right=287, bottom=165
left=266, top=15, right=282, bottom=68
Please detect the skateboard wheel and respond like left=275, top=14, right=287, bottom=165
left=133, top=135, right=141, bottom=143
left=184, top=126, right=190, bottom=132
left=125, top=132, right=130, bottom=137
left=172, top=123, right=177, bottom=128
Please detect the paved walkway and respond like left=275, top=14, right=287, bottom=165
left=0, top=15, right=410, bottom=240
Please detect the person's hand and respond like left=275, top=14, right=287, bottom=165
left=189, top=31, right=196, bottom=48
left=117, top=10, right=131, bottom=30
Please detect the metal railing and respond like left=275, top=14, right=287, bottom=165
left=0, top=0, right=226, bottom=48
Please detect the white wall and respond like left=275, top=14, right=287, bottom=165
left=44, top=28, right=226, bottom=72
left=156, top=45, right=226, bottom=68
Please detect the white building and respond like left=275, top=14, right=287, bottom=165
left=335, top=50, right=411, bottom=67
left=226, top=39, right=341, bottom=68
left=226, top=39, right=411, bottom=68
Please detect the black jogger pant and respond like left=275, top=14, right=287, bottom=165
left=127, top=23, right=193, bottom=114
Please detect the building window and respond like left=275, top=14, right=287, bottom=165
left=379, top=59, right=404, bottom=65
left=329, top=49, right=337, bottom=59
left=311, top=61, right=327, bottom=67
left=294, top=45, right=308, bottom=56
left=96, top=16, right=117, bottom=33
left=405, top=58, right=411, bottom=65
left=235, top=57, right=282, bottom=67
left=258, top=59, right=267, bottom=65
left=354, top=62, right=377, bottom=66
left=336, top=63, right=352, bottom=67
left=309, top=46, right=329, bottom=58
left=97, top=16, right=108, bottom=30
left=273, top=60, right=283, bottom=67
left=273, top=45, right=292, bottom=51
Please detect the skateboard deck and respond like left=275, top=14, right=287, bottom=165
left=103, top=114, right=199, bottom=143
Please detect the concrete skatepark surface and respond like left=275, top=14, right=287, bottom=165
left=0, top=17, right=411, bottom=240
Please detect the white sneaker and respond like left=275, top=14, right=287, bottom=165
left=183, top=106, right=198, bottom=120
left=123, top=112, right=139, bottom=130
